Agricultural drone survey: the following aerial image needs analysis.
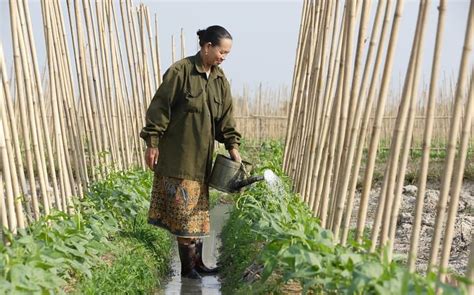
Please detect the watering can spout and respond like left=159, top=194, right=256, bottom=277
left=232, top=175, right=265, bottom=191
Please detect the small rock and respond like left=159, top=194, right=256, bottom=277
left=424, top=190, right=440, bottom=211
left=461, top=192, right=474, bottom=213
left=402, top=223, right=412, bottom=231
left=423, top=225, right=434, bottom=236
left=399, top=212, right=413, bottom=225
left=455, top=216, right=473, bottom=242
left=401, top=194, right=417, bottom=211
left=403, top=185, right=418, bottom=197
left=456, top=197, right=466, bottom=212
left=422, top=214, right=435, bottom=227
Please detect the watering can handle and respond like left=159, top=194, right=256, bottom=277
left=240, top=162, right=250, bottom=177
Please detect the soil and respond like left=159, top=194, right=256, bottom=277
left=351, top=180, right=474, bottom=275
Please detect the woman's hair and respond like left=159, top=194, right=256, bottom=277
left=197, top=25, right=232, bottom=47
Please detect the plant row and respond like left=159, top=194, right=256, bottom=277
left=219, top=141, right=469, bottom=294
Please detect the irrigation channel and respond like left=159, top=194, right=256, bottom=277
left=156, top=204, right=231, bottom=295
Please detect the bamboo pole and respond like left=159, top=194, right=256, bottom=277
left=108, top=0, right=127, bottom=170
left=408, top=0, right=447, bottom=272
left=145, top=7, right=158, bottom=90
left=334, top=0, right=374, bottom=242
left=437, top=72, right=474, bottom=284
left=299, top=1, right=322, bottom=192
left=315, top=3, right=346, bottom=224
left=310, top=0, right=343, bottom=215
left=52, top=0, right=87, bottom=194
left=9, top=0, right=36, bottom=225
left=308, top=1, right=339, bottom=215
left=292, top=2, right=320, bottom=192
left=126, top=0, right=146, bottom=168
left=69, top=0, right=101, bottom=179
left=155, top=14, right=162, bottom=85
left=82, top=0, right=106, bottom=165
left=138, top=5, right=151, bottom=109
left=172, top=35, right=176, bottom=63
left=326, top=8, right=349, bottom=230
left=382, top=0, right=430, bottom=258
left=349, top=0, right=405, bottom=250
left=301, top=0, right=330, bottom=203
left=354, top=0, right=395, bottom=242
left=17, top=0, right=50, bottom=208
left=119, top=0, right=141, bottom=166
left=98, top=0, right=120, bottom=170
left=320, top=95, right=342, bottom=228
left=307, top=0, right=339, bottom=211
left=428, top=0, right=473, bottom=271
left=285, top=10, right=312, bottom=181
left=128, top=1, right=147, bottom=128
left=110, top=0, right=133, bottom=169
left=283, top=0, right=308, bottom=172
left=0, top=174, right=10, bottom=233
left=325, top=31, right=350, bottom=228
left=181, top=27, right=186, bottom=59
left=44, top=0, right=71, bottom=212
left=114, top=0, right=127, bottom=170
left=0, top=66, right=17, bottom=232
left=51, top=14, right=79, bottom=202
left=331, top=0, right=366, bottom=241
left=63, top=0, right=92, bottom=188
left=15, top=0, right=51, bottom=216
left=466, top=240, right=474, bottom=294
left=50, top=0, right=80, bottom=198
left=22, top=0, right=61, bottom=210
left=342, top=0, right=389, bottom=243
left=328, top=7, right=352, bottom=225
left=0, top=45, right=30, bottom=220
left=1, top=63, right=28, bottom=209
left=285, top=5, right=314, bottom=180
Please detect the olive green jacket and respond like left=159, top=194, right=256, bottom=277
left=140, top=52, right=241, bottom=182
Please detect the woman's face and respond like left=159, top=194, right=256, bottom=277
left=204, top=38, right=232, bottom=66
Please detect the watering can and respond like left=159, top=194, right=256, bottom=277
left=209, top=154, right=264, bottom=193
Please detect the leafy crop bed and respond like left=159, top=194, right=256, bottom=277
left=218, top=141, right=469, bottom=294
left=0, top=169, right=172, bottom=294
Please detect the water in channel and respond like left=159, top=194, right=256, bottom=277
left=155, top=203, right=231, bottom=295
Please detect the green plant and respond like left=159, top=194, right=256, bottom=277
left=74, top=214, right=172, bottom=294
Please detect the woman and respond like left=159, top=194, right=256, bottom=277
left=140, top=25, right=242, bottom=279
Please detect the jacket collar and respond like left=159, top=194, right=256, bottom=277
left=194, top=52, right=223, bottom=79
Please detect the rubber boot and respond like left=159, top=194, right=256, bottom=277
left=194, top=239, right=219, bottom=275
left=178, top=243, right=202, bottom=279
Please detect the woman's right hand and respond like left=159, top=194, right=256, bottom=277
left=145, top=147, right=159, bottom=170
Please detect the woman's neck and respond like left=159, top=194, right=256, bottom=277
left=199, top=51, right=212, bottom=72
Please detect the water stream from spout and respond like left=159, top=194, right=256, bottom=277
left=263, top=169, right=285, bottom=197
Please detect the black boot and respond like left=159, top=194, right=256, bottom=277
left=178, top=243, right=202, bottom=279
left=194, top=239, right=219, bottom=275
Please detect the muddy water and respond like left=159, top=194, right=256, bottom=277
left=155, top=203, right=232, bottom=295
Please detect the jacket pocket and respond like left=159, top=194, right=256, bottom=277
left=184, top=88, right=204, bottom=113
left=213, top=95, right=223, bottom=119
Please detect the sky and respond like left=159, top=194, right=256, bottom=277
left=0, top=0, right=472, bottom=98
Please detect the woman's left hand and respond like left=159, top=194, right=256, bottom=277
left=229, top=148, right=242, bottom=163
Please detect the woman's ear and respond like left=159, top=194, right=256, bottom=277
left=204, top=42, right=212, bottom=54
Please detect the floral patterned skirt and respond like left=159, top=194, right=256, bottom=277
left=148, top=173, right=210, bottom=237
